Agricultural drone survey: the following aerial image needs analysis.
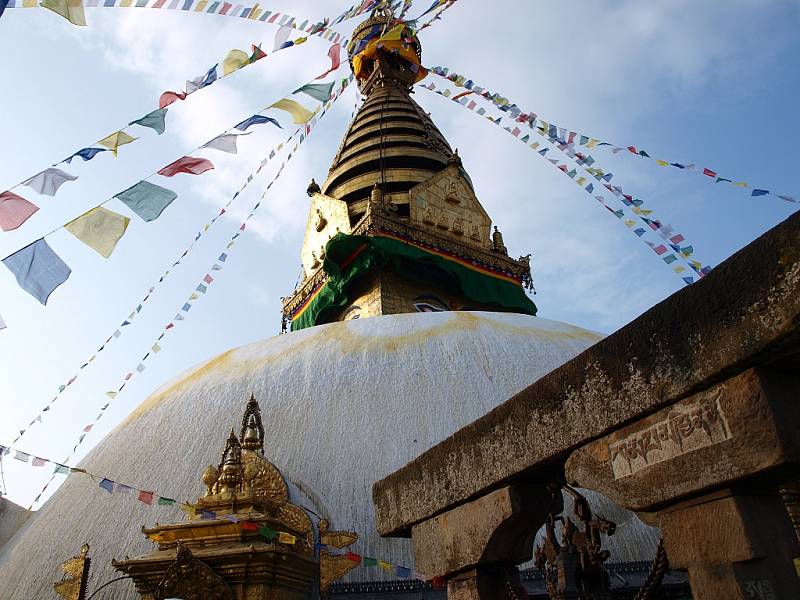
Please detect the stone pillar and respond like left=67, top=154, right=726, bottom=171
left=410, top=483, right=561, bottom=599
left=659, top=491, right=799, bottom=600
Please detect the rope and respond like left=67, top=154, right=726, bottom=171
left=633, top=538, right=670, bottom=600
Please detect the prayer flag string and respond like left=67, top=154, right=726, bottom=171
left=1, top=439, right=445, bottom=586
left=422, top=78, right=712, bottom=284
left=428, top=66, right=795, bottom=205
left=21, top=76, right=353, bottom=510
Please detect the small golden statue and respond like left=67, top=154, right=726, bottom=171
left=54, top=543, right=90, bottom=600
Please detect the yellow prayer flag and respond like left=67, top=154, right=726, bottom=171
left=23, top=0, right=37, bottom=6
left=105, top=391, right=118, bottom=399
left=65, top=206, right=130, bottom=258
left=575, top=177, right=587, bottom=186
left=269, top=98, right=316, bottom=124
left=586, top=139, right=599, bottom=148
left=248, top=3, right=261, bottom=19
left=379, top=24, right=405, bottom=42
left=223, top=49, right=249, bottom=76
left=656, top=160, right=669, bottom=167
left=195, top=0, right=208, bottom=11
left=120, top=0, right=133, bottom=6
left=293, top=36, right=308, bottom=45
left=733, top=181, right=749, bottom=188
left=674, top=266, right=686, bottom=273
left=529, top=142, right=540, bottom=149
left=278, top=532, right=296, bottom=544
left=624, top=219, right=635, bottom=227
left=379, top=561, right=393, bottom=572
left=40, top=0, right=86, bottom=26
left=98, top=131, right=136, bottom=156
left=179, top=503, right=196, bottom=516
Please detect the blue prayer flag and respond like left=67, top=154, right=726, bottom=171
left=202, top=64, right=218, bottom=88
left=235, top=115, right=282, bottom=131
left=396, top=566, right=411, bottom=578
left=3, top=238, right=71, bottom=305
left=64, top=147, right=107, bottom=164
left=751, top=189, right=769, bottom=196
left=99, top=478, right=114, bottom=493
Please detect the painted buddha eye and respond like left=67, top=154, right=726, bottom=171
left=413, top=294, right=448, bottom=312
left=342, top=305, right=362, bottom=320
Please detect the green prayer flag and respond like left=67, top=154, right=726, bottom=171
left=115, top=180, right=178, bottom=222
left=363, top=557, right=378, bottom=567
left=157, top=496, right=176, bottom=506
left=292, top=82, right=335, bottom=103
left=129, top=108, right=169, bottom=135
left=259, top=525, right=277, bottom=540
left=53, top=464, right=70, bottom=475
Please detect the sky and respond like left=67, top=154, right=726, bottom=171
left=0, top=0, right=798, bottom=508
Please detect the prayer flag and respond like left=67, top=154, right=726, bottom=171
left=363, top=557, right=377, bottom=567
left=22, top=168, right=77, bottom=196
left=54, top=464, right=70, bottom=475
left=241, top=521, right=259, bottom=531
left=65, top=206, right=129, bottom=258
left=99, top=478, right=114, bottom=493
left=293, top=82, right=334, bottom=102
left=249, top=44, right=266, bottom=62
left=14, top=451, right=30, bottom=463
left=98, top=131, right=137, bottom=156
left=274, top=24, right=292, bottom=50
left=702, top=168, right=716, bottom=178
left=115, top=180, right=177, bottom=222
left=278, top=532, right=296, bottom=544
left=269, top=98, right=316, bottom=124
left=379, top=561, right=393, bottom=572
left=751, top=189, right=769, bottom=196
left=201, top=132, right=251, bottom=154
left=157, top=156, right=214, bottom=177
left=129, top=108, right=168, bottom=135
left=234, top=114, right=281, bottom=131
left=138, top=490, right=154, bottom=505
left=396, top=566, right=411, bottom=578
left=32, top=457, right=46, bottom=467
left=345, top=551, right=362, bottom=565
left=203, top=274, right=214, bottom=284
left=158, top=496, right=176, bottom=506
left=159, top=90, right=187, bottom=109
left=223, top=48, right=249, bottom=75
left=116, top=484, right=132, bottom=494
left=316, top=43, right=342, bottom=79
left=196, top=283, right=207, bottom=293
left=41, top=0, right=86, bottom=25
left=0, top=191, right=38, bottom=231
left=64, top=147, right=107, bottom=164
left=258, top=524, right=277, bottom=539
left=3, top=238, right=71, bottom=305
left=83, top=424, right=92, bottom=432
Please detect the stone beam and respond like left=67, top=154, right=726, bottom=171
left=373, top=210, right=800, bottom=537
left=566, top=368, right=800, bottom=512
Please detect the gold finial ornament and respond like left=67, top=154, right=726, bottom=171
left=239, top=393, right=264, bottom=453
left=53, top=544, right=91, bottom=600
left=217, top=428, right=243, bottom=493
left=202, top=465, right=219, bottom=496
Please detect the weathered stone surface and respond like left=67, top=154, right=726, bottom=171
left=659, top=493, right=800, bottom=600
left=566, top=368, right=800, bottom=511
left=410, top=484, right=560, bottom=576
left=374, top=210, right=800, bottom=536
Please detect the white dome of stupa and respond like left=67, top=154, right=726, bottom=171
left=0, top=311, right=649, bottom=599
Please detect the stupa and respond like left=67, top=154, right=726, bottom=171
left=0, top=7, right=660, bottom=599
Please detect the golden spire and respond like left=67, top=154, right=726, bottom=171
left=240, top=393, right=265, bottom=453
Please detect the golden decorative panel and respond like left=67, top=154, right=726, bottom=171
left=300, top=193, right=350, bottom=279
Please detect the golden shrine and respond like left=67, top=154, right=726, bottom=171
left=111, top=395, right=359, bottom=599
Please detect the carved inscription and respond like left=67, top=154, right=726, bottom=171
left=742, top=579, right=776, bottom=600
left=609, top=390, right=731, bottom=479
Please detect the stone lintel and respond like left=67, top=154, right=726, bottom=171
left=410, top=483, right=560, bottom=577
left=373, top=210, right=800, bottom=537
left=565, top=368, right=800, bottom=512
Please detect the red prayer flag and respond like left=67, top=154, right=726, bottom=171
left=158, top=156, right=214, bottom=177
left=703, top=168, right=717, bottom=178
left=627, top=146, right=637, bottom=154
left=250, top=44, right=267, bottom=62
left=432, top=576, right=445, bottom=589
left=0, top=191, right=39, bottom=232
left=32, top=457, right=46, bottom=467
left=159, top=90, right=187, bottom=110
left=138, top=490, right=154, bottom=505
left=241, top=521, right=259, bottom=531
left=345, top=551, right=362, bottom=565
left=653, top=244, right=668, bottom=256
left=83, top=424, right=93, bottom=432
left=315, top=43, right=342, bottom=79
left=203, top=274, right=214, bottom=284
